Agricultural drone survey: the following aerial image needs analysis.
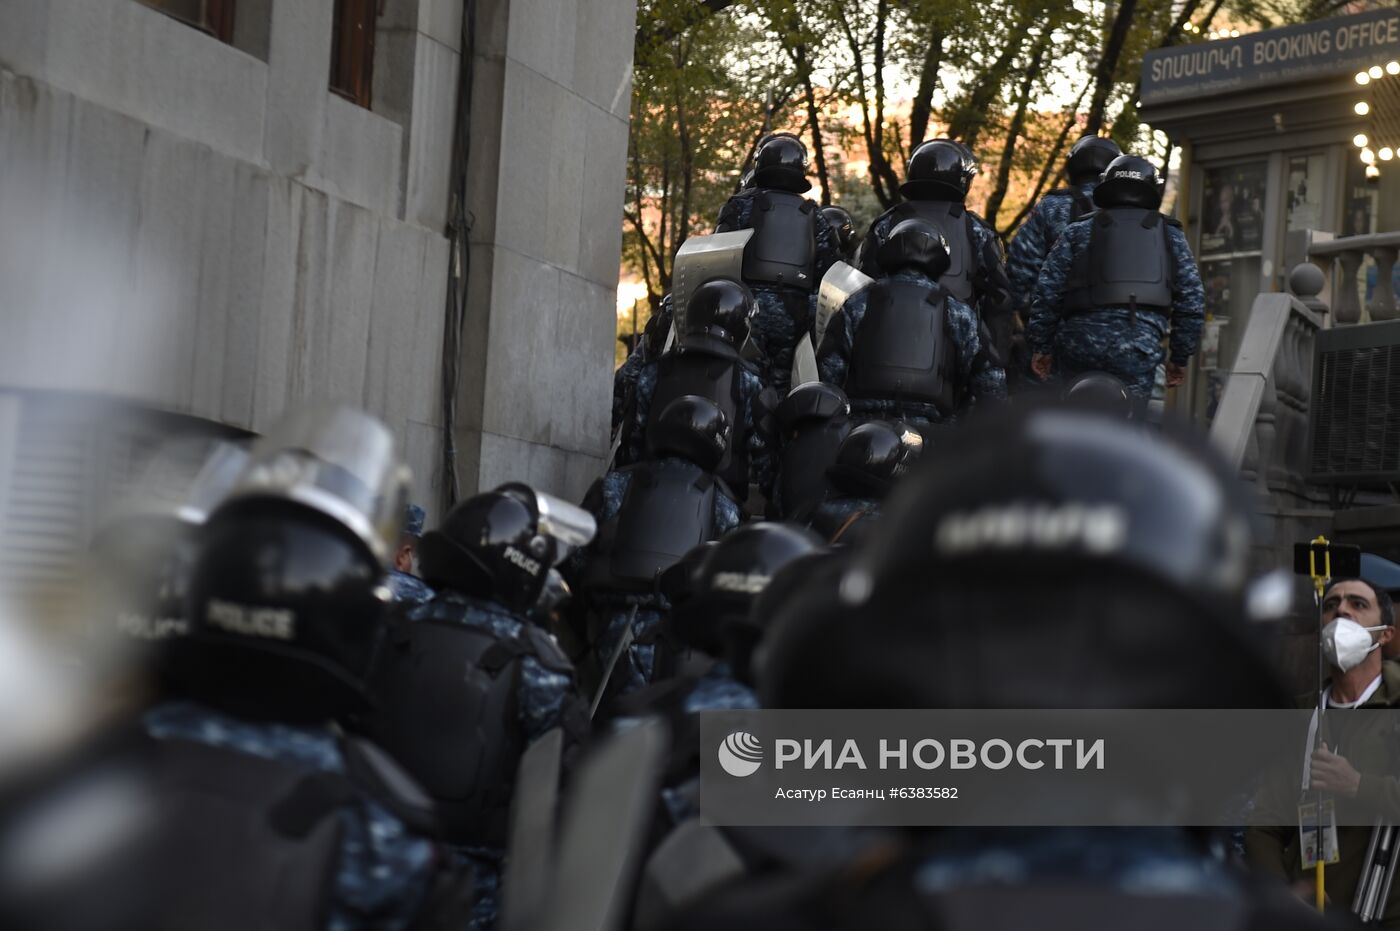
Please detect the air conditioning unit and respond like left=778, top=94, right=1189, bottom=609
left=1308, top=320, right=1400, bottom=484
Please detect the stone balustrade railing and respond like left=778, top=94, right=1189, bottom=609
left=1209, top=264, right=1330, bottom=572
left=1308, top=231, right=1400, bottom=324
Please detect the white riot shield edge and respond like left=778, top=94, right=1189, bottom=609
left=814, top=261, right=874, bottom=351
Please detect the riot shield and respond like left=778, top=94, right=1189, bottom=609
left=814, top=261, right=874, bottom=350
left=670, top=230, right=754, bottom=345
left=499, top=728, right=565, bottom=931
left=790, top=334, right=820, bottom=388
left=535, top=719, right=668, bottom=931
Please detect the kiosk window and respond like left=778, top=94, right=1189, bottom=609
left=1286, top=154, right=1326, bottom=232
left=1200, top=162, right=1267, bottom=256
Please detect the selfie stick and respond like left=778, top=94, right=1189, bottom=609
left=1308, top=535, right=1332, bottom=912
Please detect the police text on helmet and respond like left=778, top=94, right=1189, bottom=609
left=934, top=503, right=1128, bottom=556
left=503, top=545, right=542, bottom=576
left=206, top=599, right=296, bottom=640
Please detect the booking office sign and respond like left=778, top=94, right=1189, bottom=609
left=701, top=709, right=1400, bottom=828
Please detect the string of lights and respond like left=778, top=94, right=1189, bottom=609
left=1353, top=61, right=1400, bottom=178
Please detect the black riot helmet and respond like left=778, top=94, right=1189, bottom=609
left=681, top=278, right=755, bottom=355
left=752, top=133, right=812, bottom=194
left=821, top=206, right=857, bottom=257
left=902, top=139, right=977, bottom=200
left=419, top=483, right=595, bottom=613
left=774, top=382, right=850, bottom=437
left=1093, top=154, right=1165, bottom=209
left=826, top=420, right=925, bottom=499
left=1066, top=135, right=1123, bottom=185
left=874, top=219, right=951, bottom=281
left=173, top=405, right=410, bottom=722
left=670, top=521, right=824, bottom=666
left=759, top=402, right=1292, bottom=711
left=89, top=439, right=250, bottom=648
left=646, top=395, right=731, bottom=472
left=1063, top=371, right=1136, bottom=420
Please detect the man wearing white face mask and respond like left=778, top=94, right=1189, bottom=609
left=1246, top=577, right=1400, bottom=923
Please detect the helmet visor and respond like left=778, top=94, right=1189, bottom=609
left=225, top=404, right=409, bottom=566
left=104, top=437, right=250, bottom=528
left=496, top=482, right=597, bottom=557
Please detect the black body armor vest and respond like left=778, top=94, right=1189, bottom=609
left=847, top=279, right=957, bottom=414
left=887, top=200, right=976, bottom=301
left=742, top=190, right=818, bottom=290
left=587, top=463, right=722, bottom=593
left=1064, top=207, right=1174, bottom=312
left=362, top=612, right=545, bottom=849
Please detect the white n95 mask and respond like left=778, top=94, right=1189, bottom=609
left=1321, top=618, right=1386, bottom=672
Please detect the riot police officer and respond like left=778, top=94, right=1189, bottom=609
left=363, top=482, right=595, bottom=931
left=612, top=294, right=674, bottom=439
left=1028, top=155, right=1206, bottom=401
left=818, top=219, right=1006, bottom=434
left=714, top=133, right=843, bottom=395
left=575, top=395, right=744, bottom=703
left=668, top=403, right=1320, bottom=931
left=1006, top=135, right=1122, bottom=323
left=796, top=419, right=923, bottom=545
left=144, top=405, right=455, bottom=931
left=621, top=279, right=774, bottom=500
left=855, top=139, right=1014, bottom=367
left=612, top=524, right=823, bottom=834
left=821, top=205, right=858, bottom=263
left=769, top=381, right=851, bottom=520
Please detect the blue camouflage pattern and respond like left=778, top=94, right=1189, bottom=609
left=577, top=464, right=742, bottom=695
left=1006, top=181, right=1097, bottom=319
left=1028, top=216, right=1205, bottom=399
left=803, top=495, right=880, bottom=543
left=385, top=570, right=434, bottom=606
left=612, top=295, right=674, bottom=436
left=913, top=828, right=1239, bottom=897
left=684, top=661, right=759, bottom=714
left=143, top=701, right=439, bottom=931
left=817, top=269, right=1007, bottom=426
left=654, top=663, right=759, bottom=824
left=401, top=504, right=426, bottom=538
left=402, top=591, right=580, bottom=930
left=622, top=353, right=773, bottom=494
left=715, top=188, right=843, bottom=395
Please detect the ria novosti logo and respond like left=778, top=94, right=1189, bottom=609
left=718, top=731, right=764, bottom=777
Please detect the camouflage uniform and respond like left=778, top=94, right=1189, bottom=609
left=622, top=353, right=774, bottom=495
left=385, top=569, right=434, bottom=605
left=715, top=190, right=843, bottom=395
left=658, top=662, right=759, bottom=824
left=612, top=295, right=674, bottom=437
left=576, top=463, right=742, bottom=696
left=801, top=495, right=881, bottom=545
left=1027, top=217, right=1205, bottom=399
left=143, top=701, right=440, bottom=931
left=401, top=591, right=584, bottom=931
left=816, top=269, right=1007, bottom=432
left=913, top=828, right=1238, bottom=896
left=1005, top=181, right=1098, bottom=320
